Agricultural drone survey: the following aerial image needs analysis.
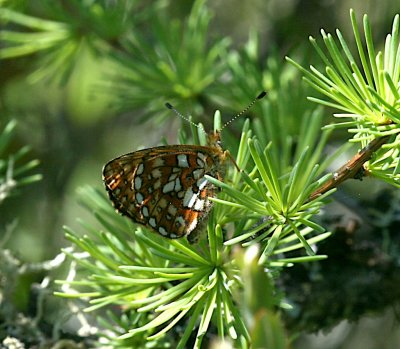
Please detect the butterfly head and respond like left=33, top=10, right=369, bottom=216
left=207, top=130, right=223, bottom=149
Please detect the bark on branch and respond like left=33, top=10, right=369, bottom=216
left=309, top=135, right=391, bottom=201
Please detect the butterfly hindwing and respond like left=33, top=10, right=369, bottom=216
left=102, top=143, right=226, bottom=239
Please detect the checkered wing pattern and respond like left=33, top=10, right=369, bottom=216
left=103, top=144, right=225, bottom=240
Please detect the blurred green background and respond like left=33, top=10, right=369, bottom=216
left=1, top=0, right=399, bottom=348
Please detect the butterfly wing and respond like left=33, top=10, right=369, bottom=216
left=102, top=145, right=224, bottom=239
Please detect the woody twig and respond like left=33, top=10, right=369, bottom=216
left=309, top=135, right=391, bottom=202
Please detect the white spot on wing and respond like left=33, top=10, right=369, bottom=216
left=137, top=163, right=144, bottom=175
left=168, top=204, right=178, bottom=215
left=158, top=198, right=168, bottom=209
left=149, top=217, right=157, bottom=227
left=134, top=176, right=142, bottom=190
left=168, top=173, right=178, bottom=181
left=163, top=181, right=175, bottom=193
left=174, top=178, right=182, bottom=191
left=175, top=215, right=185, bottom=227
left=159, top=227, right=168, bottom=236
left=197, top=152, right=207, bottom=161
left=154, top=158, right=165, bottom=167
left=183, top=188, right=197, bottom=208
left=187, top=217, right=198, bottom=233
left=197, top=152, right=207, bottom=167
left=154, top=179, right=161, bottom=189
left=151, top=168, right=162, bottom=178
left=142, top=206, right=149, bottom=217
left=177, top=154, right=189, bottom=167
left=197, top=177, right=208, bottom=190
left=193, top=169, right=204, bottom=179
left=194, top=198, right=205, bottom=211
left=197, top=158, right=204, bottom=167
left=135, top=192, right=144, bottom=204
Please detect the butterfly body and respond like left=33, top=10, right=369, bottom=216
left=102, top=132, right=227, bottom=241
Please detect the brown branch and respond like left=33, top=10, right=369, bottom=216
left=309, top=135, right=391, bottom=201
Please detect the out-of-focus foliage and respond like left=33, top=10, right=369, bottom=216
left=0, top=120, right=41, bottom=205
left=1, top=0, right=399, bottom=348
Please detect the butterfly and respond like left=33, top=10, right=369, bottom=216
left=102, top=91, right=266, bottom=242
left=102, top=131, right=227, bottom=242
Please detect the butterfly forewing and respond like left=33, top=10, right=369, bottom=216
left=102, top=143, right=226, bottom=240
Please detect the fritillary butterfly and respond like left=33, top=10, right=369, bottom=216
left=103, top=131, right=227, bottom=242
left=102, top=92, right=266, bottom=242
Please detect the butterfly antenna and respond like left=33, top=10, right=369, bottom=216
left=221, top=91, right=267, bottom=130
left=165, top=102, right=207, bottom=135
